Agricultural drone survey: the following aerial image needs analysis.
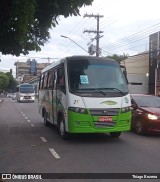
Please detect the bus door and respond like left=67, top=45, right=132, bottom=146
left=46, top=69, right=54, bottom=123
left=52, top=69, right=58, bottom=125
left=54, top=66, right=66, bottom=126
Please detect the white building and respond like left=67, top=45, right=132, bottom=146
left=121, top=52, right=149, bottom=94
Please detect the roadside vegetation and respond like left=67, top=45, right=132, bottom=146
left=0, top=72, right=17, bottom=93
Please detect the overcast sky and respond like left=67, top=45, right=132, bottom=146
left=1, top=0, right=160, bottom=77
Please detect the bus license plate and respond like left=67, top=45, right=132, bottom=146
left=99, top=116, right=112, bottom=122
left=24, top=96, right=31, bottom=99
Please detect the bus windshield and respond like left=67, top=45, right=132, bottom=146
left=67, top=58, right=129, bottom=94
left=20, top=85, right=34, bottom=93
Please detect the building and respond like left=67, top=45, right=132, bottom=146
left=121, top=52, right=149, bottom=94
left=14, top=59, right=51, bottom=83
left=121, top=31, right=160, bottom=96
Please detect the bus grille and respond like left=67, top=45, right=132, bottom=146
left=94, top=122, right=116, bottom=128
left=24, top=96, right=31, bottom=99
left=90, top=108, right=119, bottom=116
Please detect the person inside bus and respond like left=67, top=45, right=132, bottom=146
left=59, top=76, right=64, bottom=85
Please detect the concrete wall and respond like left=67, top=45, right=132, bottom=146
left=121, top=52, right=149, bottom=94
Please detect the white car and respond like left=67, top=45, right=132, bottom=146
left=12, top=93, right=16, bottom=100
left=7, top=93, right=13, bottom=98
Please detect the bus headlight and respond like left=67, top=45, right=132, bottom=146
left=68, top=107, right=88, bottom=114
left=121, top=106, right=131, bottom=113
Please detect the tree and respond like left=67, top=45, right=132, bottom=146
left=106, top=53, right=129, bottom=63
left=5, top=72, right=18, bottom=92
left=0, top=72, right=9, bottom=92
left=0, top=72, right=17, bottom=93
left=0, top=0, right=93, bottom=56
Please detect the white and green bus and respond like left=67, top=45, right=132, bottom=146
left=38, top=56, right=131, bottom=139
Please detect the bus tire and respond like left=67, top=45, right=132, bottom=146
left=44, top=111, right=49, bottom=127
left=59, top=117, right=69, bottom=139
left=110, top=132, right=121, bottom=137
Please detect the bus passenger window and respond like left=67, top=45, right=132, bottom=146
left=47, top=70, right=54, bottom=88
left=57, top=67, right=66, bottom=92
left=39, top=73, right=44, bottom=90
left=43, top=72, right=48, bottom=89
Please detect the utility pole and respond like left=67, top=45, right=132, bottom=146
left=84, top=14, right=104, bottom=57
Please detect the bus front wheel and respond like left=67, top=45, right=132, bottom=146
left=59, top=117, right=69, bottom=140
left=109, top=132, right=121, bottom=137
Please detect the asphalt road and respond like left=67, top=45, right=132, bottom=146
left=0, top=98, right=160, bottom=182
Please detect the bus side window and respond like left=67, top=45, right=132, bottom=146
left=39, top=73, right=44, bottom=90
left=57, top=66, right=66, bottom=92
left=43, top=72, right=49, bottom=89
left=47, top=69, right=54, bottom=89
left=53, top=70, right=57, bottom=90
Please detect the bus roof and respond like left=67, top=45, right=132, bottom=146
left=17, top=83, right=34, bottom=87
left=41, top=56, right=117, bottom=73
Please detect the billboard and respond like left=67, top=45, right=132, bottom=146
left=30, top=59, right=37, bottom=76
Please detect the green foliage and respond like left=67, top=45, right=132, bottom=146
left=0, top=0, right=93, bottom=56
left=0, top=72, right=9, bottom=91
left=106, top=53, right=129, bottom=63
left=0, top=72, right=17, bottom=92
left=5, top=72, right=18, bottom=92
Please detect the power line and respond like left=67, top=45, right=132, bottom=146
left=102, top=38, right=149, bottom=55
left=100, top=19, right=119, bottom=29
left=102, top=35, right=149, bottom=53
left=102, top=23, right=160, bottom=50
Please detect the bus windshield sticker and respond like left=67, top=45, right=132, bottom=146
left=80, top=75, right=89, bottom=84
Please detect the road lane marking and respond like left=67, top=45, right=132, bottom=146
left=31, top=124, right=35, bottom=127
left=25, top=117, right=28, bottom=119
left=40, top=137, right=47, bottom=143
left=27, top=120, right=31, bottom=122
left=23, top=114, right=25, bottom=116
left=49, top=148, right=60, bottom=159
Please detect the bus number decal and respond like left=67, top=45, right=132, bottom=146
left=73, top=100, right=79, bottom=105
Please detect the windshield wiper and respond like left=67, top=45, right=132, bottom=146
left=94, top=89, right=106, bottom=95
left=70, top=88, right=125, bottom=96
left=112, top=88, right=125, bottom=96
left=139, top=105, right=149, bottom=107
left=99, top=88, right=125, bottom=96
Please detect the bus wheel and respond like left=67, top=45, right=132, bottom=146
left=110, top=132, right=121, bottom=137
left=59, top=117, right=69, bottom=139
left=44, top=112, right=49, bottom=127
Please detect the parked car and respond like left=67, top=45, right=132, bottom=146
left=7, top=93, right=13, bottom=98
left=131, top=94, right=160, bottom=135
left=12, top=93, right=16, bottom=100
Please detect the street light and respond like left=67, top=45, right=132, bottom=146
left=60, top=35, right=88, bottom=54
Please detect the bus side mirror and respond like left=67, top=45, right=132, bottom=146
left=131, top=100, right=137, bottom=109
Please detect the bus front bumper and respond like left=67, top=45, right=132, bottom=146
left=19, top=96, right=35, bottom=102
left=67, top=111, right=131, bottom=133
